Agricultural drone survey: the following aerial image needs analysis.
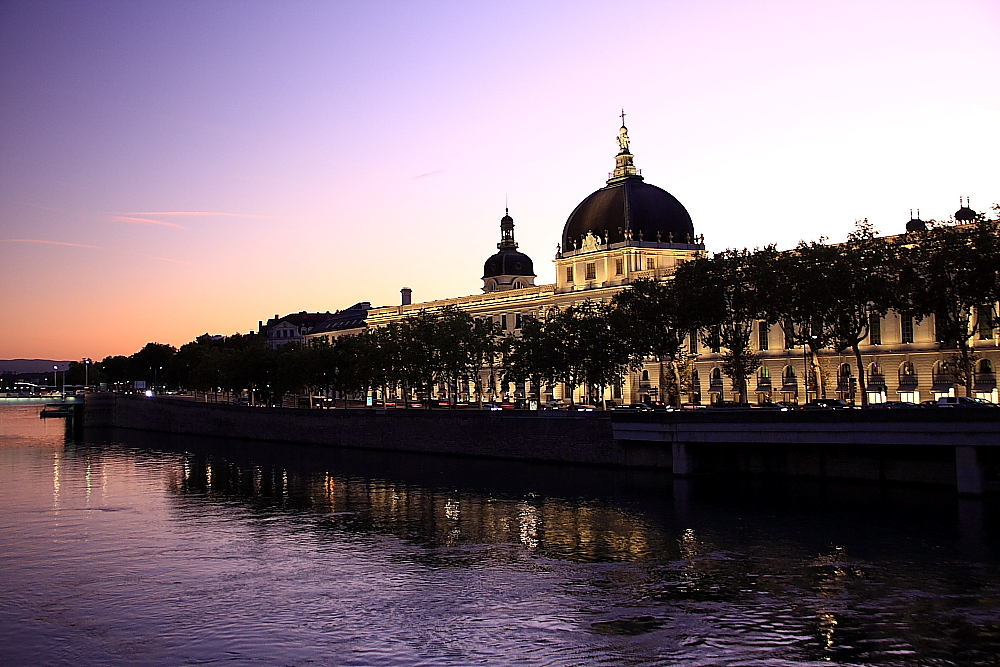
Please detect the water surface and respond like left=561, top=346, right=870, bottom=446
left=1, top=404, right=999, bottom=666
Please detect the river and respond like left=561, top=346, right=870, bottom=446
left=1, top=403, right=998, bottom=666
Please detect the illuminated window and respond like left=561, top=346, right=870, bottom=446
left=566, top=266, right=574, bottom=282
left=615, top=258, right=624, bottom=275
left=869, top=314, right=882, bottom=345
left=901, top=316, right=914, bottom=344
left=646, top=257, right=655, bottom=270
left=757, top=321, right=769, bottom=350
left=979, top=306, right=995, bottom=340
left=585, top=263, right=596, bottom=280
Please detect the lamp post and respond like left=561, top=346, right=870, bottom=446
left=84, top=358, right=91, bottom=389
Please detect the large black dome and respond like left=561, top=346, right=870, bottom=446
left=483, top=249, right=534, bottom=278
left=562, top=177, right=694, bottom=248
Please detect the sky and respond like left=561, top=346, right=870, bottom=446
left=2, top=0, right=999, bottom=361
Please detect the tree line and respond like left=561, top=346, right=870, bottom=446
left=69, top=215, right=1000, bottom=407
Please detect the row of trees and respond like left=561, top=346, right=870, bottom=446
left=71, top=215, right=1000, bottom=407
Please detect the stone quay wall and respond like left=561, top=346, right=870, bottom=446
left=83, top=393, right=999, bottom=492
left=83, top=393, right=622, bottom=466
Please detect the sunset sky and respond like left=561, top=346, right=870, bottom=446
left=2, top=0, right=999, bottom=361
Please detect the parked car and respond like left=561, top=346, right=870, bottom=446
left=867, top=401, right=920, bottom=409
left=708, top=401, right=755, bottom=410
left=932, top=396, right=998, bottom=408
left=801, top=398, right=855, bottom=409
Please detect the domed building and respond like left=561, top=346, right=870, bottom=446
left=482, top=210, right=535, bottom=292
left=553, top=119, right=704, bottom=293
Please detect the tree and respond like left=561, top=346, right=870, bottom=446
left=611, top=277, right=687, bottom=406
left=505, top=313, right=559, bottom=409
left=904, top=219, right=1000, bottom=397
left=766, top=242, right=843, bottom=400
left=822, top=221, right=901, bottom=405
left=675, top=248, right=770, bottom=404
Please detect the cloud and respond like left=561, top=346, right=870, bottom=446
left=111, top=216, right=190, bottom=229
left=126, top=211, right=282, bottom=218
left=1, top=238, right=99, bottom=249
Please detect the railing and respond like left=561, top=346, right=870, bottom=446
left=931, top=373, right=955, bottom=389
left=867, top=374, right=887, bottom=389
left=898, top=372, right=919, bottom=387
left=709, top=378, right=724, bottom=391
left=974, top=372, right=996, bottom=389
left=756, top=378, right=772, bottom=391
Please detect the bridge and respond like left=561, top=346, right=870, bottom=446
left=611, top=409, right=1000, bottom=496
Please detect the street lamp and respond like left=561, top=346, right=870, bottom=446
left=84, top=358, right=91, bottom=389
left=53, top=365, right=58, bottom=396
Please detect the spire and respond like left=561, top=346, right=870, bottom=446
left=609, top=110, right=640, bottom=184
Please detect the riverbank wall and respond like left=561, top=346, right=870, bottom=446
left=84, top=393, right=1000, bottom=494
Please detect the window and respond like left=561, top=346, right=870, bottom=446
left=759, top=366, right=770, bottom=378
left=689, top=330, right=698, bottom=354
left=515, top=313, right=522, bottom=329
left=979, top=306, right=996, bottom=340
left=646, top=257, right=655, bottom=270
left=585, top=263, right=596, bottom=280
left=615, top=258, right=624, bottom=275
left=784, top=327, right=795, bottom=349
left=501, top=314, right=508, bottom=330
left=710, top=327, right=721, bottom=353
left=901, top=316, right=914, bottom=344
left=566, top=266, right=574, bottom=283
left=641, top=370, right=650, bottom=382
left=978, top=359, right=994, bottom=374
left=869, top=314, right=882, bottom=345
left=757, top=321, right=769, bottom=350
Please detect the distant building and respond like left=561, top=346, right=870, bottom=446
left=261, top=311, right=334, bottom=349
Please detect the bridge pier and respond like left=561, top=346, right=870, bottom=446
left=672, top=442, right=693, bottom=476
left=955, top=446, right=985, bottom=496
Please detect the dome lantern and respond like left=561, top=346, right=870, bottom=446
left=482, top=208, right=535, bottom=293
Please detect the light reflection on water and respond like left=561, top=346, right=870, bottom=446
left=1, top=404, right=999, bottom=666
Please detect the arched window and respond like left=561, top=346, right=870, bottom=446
left=783, top=365, right=796, bottom=379
left=934, top=360, right=950, bottom=375
left=840, top=363, right=852, bottom=377
left=978, top=359, right=994, bottom=374
left=900, top=361, right=915, bottom=376
left=711, top=368, right=722, bottom=380
left=869, top=362, right=883, bottom=377
left=641, top=370, right=650, bottom=382
left=759, top=366, right=770, bottom=378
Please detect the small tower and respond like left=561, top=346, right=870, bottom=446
left=906, top=209, right=926, bottom=233
left=955, top=197, right=977, bottom=222
left=482, top=209, right=536, bottom=293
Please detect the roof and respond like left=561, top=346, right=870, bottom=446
left=308, top=302, right=371, bottom=334
left=562, top=176, right=694, bottom=249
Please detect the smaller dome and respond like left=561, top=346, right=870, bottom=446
left=955, top=197, right=977, bottom=222
left=956, top=206, right=976, bottom=222
left=484, top=250, right=534, bottom=278
left=906, top=210, right=926, bottom=232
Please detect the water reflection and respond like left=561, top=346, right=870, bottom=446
left=2, top=405, right=1000, bottom=666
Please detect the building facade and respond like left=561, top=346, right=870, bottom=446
left=303, top=121, right=998, bottom=405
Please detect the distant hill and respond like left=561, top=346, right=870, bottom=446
left=0, top=359, right=73, bottom=374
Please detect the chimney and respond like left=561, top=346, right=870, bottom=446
left=258, top=320, right=263, bottom=332
left=401, top=287, right=412, bottom=306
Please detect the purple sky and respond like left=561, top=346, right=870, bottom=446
left=2, top=0, right=999, bottom=359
